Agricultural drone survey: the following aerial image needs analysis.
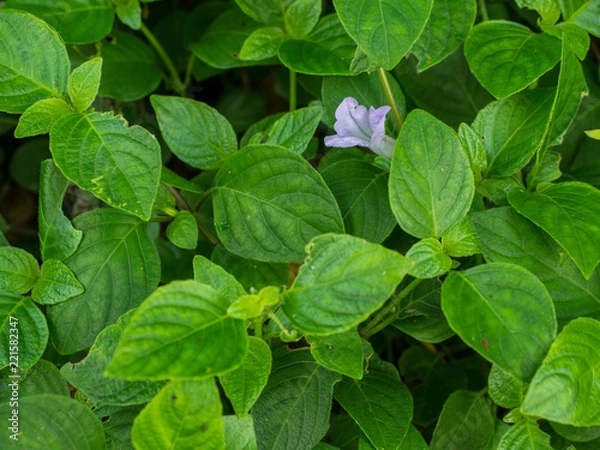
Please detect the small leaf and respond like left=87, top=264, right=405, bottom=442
left=193, top=254, right=246, bottom=302
left=219, top=337, right=271, bottom=417
left=132, top=379, right=224, bottom=450
left=234, top=0, right=285, bottom=26
left=106, top=280, right=248, bottom=380
left=31, top=259, right=84, bottom=305
left=68, top=57, right=102, bottom=113
left=442, top=216, right=482, bottom=258
left=307, top=328, right=364, bottom=379
left=521, top=317, right=600, bottom=426
left=284, top=0, right=321, bottom=37
left=15, top=98, right=73, bottom=138
left=0, top=247, right=40, bottom=294
left=488, top=364, right=528, bottom=409
left=406, top=238, right=452, bottom=279
left=166, top=210, right=198, bottom=250
left=585, top=129, right=600, bottom=140
left=283, top=234, right=412, bottom=334
left=458, top=122, right=487, bottom=184
left=497, top=419, right=553, bottom=450
left=115, top=0, right=142, bottom=30
left=239, top=27, right=286, bottom=61
left=261, top=105, right=323, bottom=154
left=516, top=0, right=561, bottom=25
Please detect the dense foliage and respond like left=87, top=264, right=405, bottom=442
left=0, top=0, right=599, bottom=449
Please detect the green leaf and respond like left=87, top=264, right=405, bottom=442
left=106, top=280, right=248, bottom=380
left=283, top=233, right=412, bottom=334
left=0, top=295, right=48, bottom=370
left=252, top=348, right=341, bottom=450
left=166, top=210, right=198, bottom=250
left=0, top=247, right=39, bottom=294
left=471, top=206, right=600, bottom=327
left=334, top=371, right=413, bottom=449
left=412, top=0, right=477, bottom=71
left=152, top=95, right=237, bottom=170
left=98, top=30, right=162, bottom=102
left=307, top=328, right=364, bottom=379
left=550, top=421, right=600, bottom=443
left=219, top=336, right=271, bottom=417
left=93, top=403, right=142, bottom=449
left=522, top=317, right=600, bottom=426
left=497, top=419, right=553, bottom=450
left=508, top=182, right=600, bottom=279
left=585, top=129, right=600, bottom=140
left=212, top=144, right=344, bottom=263
left=442, top=216, right=482, bottom=258
left=465, top=21, right=561, bottom=99
left=472, top=89, right=554, bottom=177
left=430, top=390, right=495, bottom=450
left=0, top=9, right=69, bottom=114
left=528, top=151, right=562, bottom=188
left=406, top=238, right=452, bottom=279
left=0, top=394, right=107, bottom=449
left=115, top=0, right=141, bottom=30
left=516, top=0, right=561, bottom=24
left=193, top=254, right=246, bottom=302
left=14, top=98, right=73, bottom=138
left=278, top=14, right=357, bottom=76
left=400, top=425, right=429, bottom=450
left=442, top=262, right=557, bottom=381
left=239, top=26, right=286, bottom=61
left=224, top=415, right=258, bottom=450
left=38, top=159, right=83, bottom=261
left=31, top=259, right=84, bottom=305
left=260, top=105, right=323, bottom=154
left=320, top=160, right=396, bottom=244
left=333, top=0, right=433, bottom=70
left=488, top=364, right=528, bottom=409
left=389, top=109, right=474, bottom=238
left=47, top=208, right=160, bottom=354
left=0, top=359, right=69, bottom=401
left=68, top=57, right=102, bottom=113
left=227, top=286, right=279, bottom=319
left=8, top=138, right=51, bottom=192
left=161, top=167, right=204, bottom=194
left=50, top=111, right=161, bottom=220
left=569, top=0, right=600, bottom=38
left=284, top=0, right=321, bottom=37
left=132, top=379, right=224, bottom=450
left=458, top=122, right=487, bottom=184
left=234, top=0, right=286, bottom=26
left=4, top=0, right=114, bottom=44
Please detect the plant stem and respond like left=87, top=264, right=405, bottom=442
left=289, top=69, right=297, bottom=111
left=361, top=278, right=423, bottom=339
left=193, top=187, right=214, bottom=212
left=140, top=23, right=186, bottom=97
left=478, top=0, right=490, bottom=22
left=253, top=318, right=263, bottom=339
left=183, top=53, right=195, bottom=90
left=377, top=67, right=403, bottom=131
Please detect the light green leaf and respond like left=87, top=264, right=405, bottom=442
left=0, top=394, right=107, bottom=449
left=152, top=95, right=237, bottom=170
left=497, top=419, right=553, bottom=450
left=320, top=159, right=396, bottom=244
left=412, top=0, right=477, bottom=71
left=458, top=122, right=487, bottom=184
left=239, top=27, right=286, bottom=61
left=252, top=348, right=341, bottom=450
left=283, top=233, right=412, bottom=334
left=278, top=14, right=357, bottom=75
left=0, top=359, right=69, bottom=401
left=115, top=0, right=141, bottom=30
left=465, top=21, right=561, bottom=98
left=0, top=9, right=69, bottom=114
left=334, top=371, right=413, bottom=449
left=472, top=89, right=554, bottom=177
left=106, top=280, right=248, bottom=380
left=0, top=247, right=39, bottom=294
left=4, top=0, right=114, bottom=44
left=546, top=22, right=590, bottom=59
left=516, top=0, right=561, bottom=24
left=31, top=259, right=83, bottom=305
left=284, top=0, right=321, bottom=37
left=212, top=144, right=344, bottom=263
left=38, top=159, right=83, bottom=261
left=234, top=0, right=286, bottom=26
left=442, top=216, right=482, bottom=258
left=0, top=295, right=48, bottom=370
left=333, top=0, right=434, bottom=69
left=569, top=0, right=600, bottom=38
left=132, top=379, right=224, bottom=450
left=430, top=390, right=495, bottom=450
left=224, top=415, right=258, bottom=450
left=261, top=105, right=323, bottom=154
left=488, top=364, right=528, bottom=409
left=442, top=263, right=557, bottom=381
left=166, top=210, right=198, bottom=250
left=228, top=286, right=279, bottom=319
left=50, top=111, right=161, bottom=220
left=219, top=337, right=271, bottom=417
left=522, top=317, right=600, bottom=426
left=508, top=182, right=600, bottom=279
left=406, top=238, right=452, bottom=279
left=307, top=328, right=364, bottom=379
left=47, top=208, right=160, bottom=354
left=193, top=255, right=246, bottom=302
left=68, top=57, right=102, bottom=113
left=15, top=98, right=73, bottom=138
left=585, top=129, right=600, bottom=140
left=471, top=207, right=600, bottom=328
left=389, top=109, right=474, bottom=238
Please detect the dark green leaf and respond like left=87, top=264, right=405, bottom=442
left=307, top=328, right=364, bottom=379
left=0, top=359, right=69, bottom=401
left=31, top=259, right=84, bottom=305
left=0, top=247, right=39, bottom=294
left=570, top=0, right=600, bottom=38
left=161, top=167, right=204, bottom=194
left=488, top=364, right=528, bottom=409
left=234, top=0, right=286, bottom=26
left=166, top=210, right=198, bottom=250
left=284, top=0, right=321, bottom=37
left=550, top=422, right=600, bottom=443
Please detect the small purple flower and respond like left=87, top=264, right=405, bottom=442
left=324, top=97, right=396, bottom=159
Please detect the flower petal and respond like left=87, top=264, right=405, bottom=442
left=370, top=135, right=396, bottom=159
left=333, top=97, right=372, bottom=142
left=324, top=134, right=369, bottom=148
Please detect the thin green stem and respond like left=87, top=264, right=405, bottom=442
left=164, top=183, right=192, bottom=213
left=289, top=69, right=297, bottom=112
left=140, top=23, right=186, bottom=97
left=253, top=318, right=263, bottom=339
left=183, top=53, right=195, bottom=90
left=377, top=67, right=403, bottom=131
left=478, top=0, right=490, bottom=22
left=193, top=187, right=214, bottom=213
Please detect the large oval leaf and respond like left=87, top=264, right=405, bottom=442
left=442, top=263, right=557, bottom=381
left=212, top=144, right=344, bottom=263
left=106, top=280, right=248, bottom=380
left=389, top=109, right=474, bottom=238
left=0, top=9, right=69, bottom=113
left=50, top=111, right=161, bottom=220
